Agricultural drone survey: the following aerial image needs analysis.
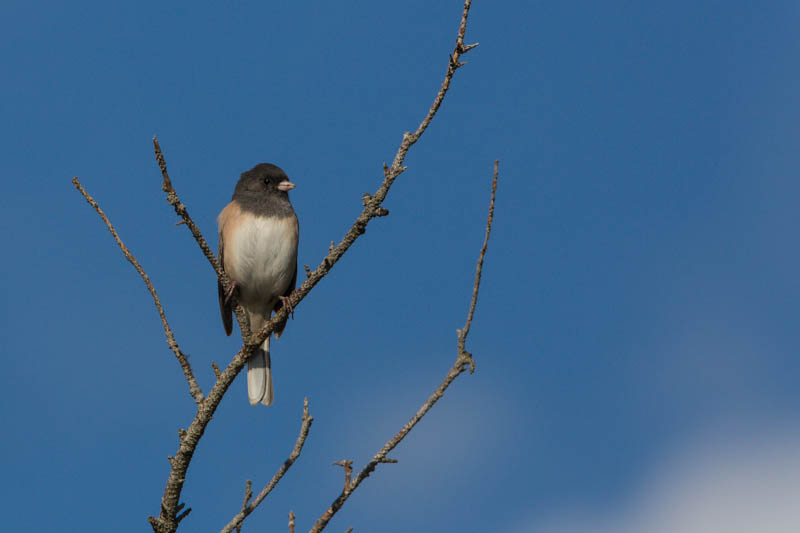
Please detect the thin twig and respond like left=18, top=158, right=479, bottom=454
left=150, top=2, right=477, bottom=529
left=234, top=481, right=253, bottom=533
left=308, top=159, right=498, bottom=533
left=71, top=178, right=204, bottom=405
left=248, top=0, right=479, bottom=348
left=220, top=399, right=314, bottom=533
left=289, top=511, right=296, bottom=533
left=457, top=159, right=498, bottom=371
left=153, top=138, right=222, bottom=277
left=332, top=460, right=353, bottom=490
left=176, top=506, right=191, bottom=524
left=152, top=138, right=251, bottom=340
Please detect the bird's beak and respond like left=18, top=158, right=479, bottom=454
left=277, top=180, right=296, bottom=192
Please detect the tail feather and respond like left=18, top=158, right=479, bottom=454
left=246, top=336, right=274, bottom=406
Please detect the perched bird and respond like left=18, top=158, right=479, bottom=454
left=217, top=163, right=299, bottom=406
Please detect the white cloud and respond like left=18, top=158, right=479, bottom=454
left=517, top=427, right=800, bottom=533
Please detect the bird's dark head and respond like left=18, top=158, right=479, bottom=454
left=232, top=163, right=297, bottom=217
left=234, top=163, right=296, bottom=198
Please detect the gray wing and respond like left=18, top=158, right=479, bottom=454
left=218, top=231, right=234, bottom=336
left=272, top=262, right=297, bottom=338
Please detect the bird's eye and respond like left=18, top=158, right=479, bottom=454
left=264, top=177, right=270, bottom=185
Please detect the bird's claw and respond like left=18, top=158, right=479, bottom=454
left=224, top=281, right=238, bottom=305
left=279, top=294, right=295, bottom=319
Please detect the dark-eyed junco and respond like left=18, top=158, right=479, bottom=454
left=217, top=163, right=299, bottom=406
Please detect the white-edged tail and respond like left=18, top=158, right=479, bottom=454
left=247, top=336, right=274, bottom=406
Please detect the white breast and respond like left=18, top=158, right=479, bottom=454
left=226, top=214, right=298, bottom=308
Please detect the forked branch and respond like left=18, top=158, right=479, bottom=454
left=221, top=399, right=314, bottom=533
left=73, top=1, right=482, bottom=531
left=151, top=2, right=479, bottom=530
left=71, top=178, right=204, bottom=405
left=153, top=138, right=251, bottom=340
left=308, top=160, right=499, bottom=533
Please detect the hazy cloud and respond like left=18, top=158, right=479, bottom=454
left=518, top=426, right=800, bottom=533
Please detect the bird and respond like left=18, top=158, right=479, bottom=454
left=217, top=163, right=299, bottom=406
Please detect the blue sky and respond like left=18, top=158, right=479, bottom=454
left=2, top=1, right=800, bottom=532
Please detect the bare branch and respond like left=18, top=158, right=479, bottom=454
left=149, top=1, right=478, bottom=529
left=332, top=460, right=353, bottom=490
left=309, top=159, right=498, bottom=533
left=220, top=398, right=314, bottom=533
left=246, top=0, right=479, bottom=349
left=176, top=505, right=191, bottom=524
left=457, top=159, right=498, bottom=372
left=151, top=138, right=251, bottom=341
left=234, top=481, right=253, bottom=533
left=289, top=511, right=296, bottom=533
left=152, top=137, right=222, bottom=277
left=71, top=178, right=204, bottom=405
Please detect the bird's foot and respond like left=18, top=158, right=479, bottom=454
left=223, top=281, right=238, bottom=305
left=279, top=294, right=295, bottom=319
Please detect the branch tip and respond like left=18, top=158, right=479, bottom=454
left=333, top=460, right=354, bottom=490
left=220, top=398, right=314, bottom=533
left=176, top=506, right=191, bottom=523
left=457, top=160, right=498, bottom=357
left=72, top=177, right=204, bottom=406
left=153, top=2, right=480, bottom=530
left=307, top=4, right=479, bottom=530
